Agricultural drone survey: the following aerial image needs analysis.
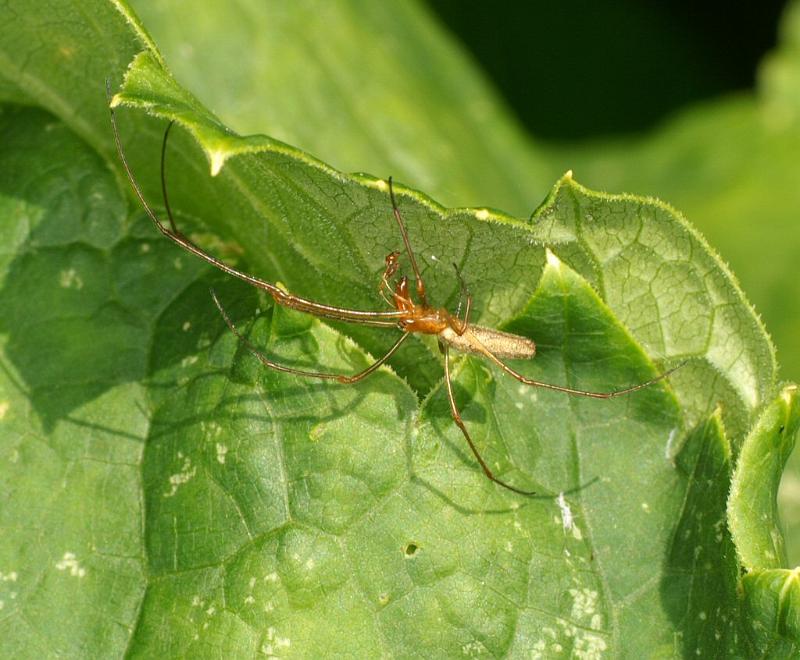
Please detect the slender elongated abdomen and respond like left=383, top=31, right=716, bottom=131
left=440, top=325, right=536, bottom=360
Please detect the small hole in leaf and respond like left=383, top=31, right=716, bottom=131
left=404, top=542, right=419, bottom=557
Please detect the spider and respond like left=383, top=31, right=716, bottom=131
left=110, top=103, right=680, bottom=495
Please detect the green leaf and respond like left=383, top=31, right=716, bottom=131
left=0, top=105, right=150, bottom=656
left=727, top=386, right=800, bottom=655
left=525, top=179, right=775, bottom=444
left=0, top=0, right=160, bottom=152
left=0, top=0, right=792, bottom=656
left=665, top=412, right=740, bottom=655
left=740, top=569, right=800, bottom=654
left=729, top=385, right=800, bottom=570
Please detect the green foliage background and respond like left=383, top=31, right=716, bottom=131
left=0, top=1, right=799, bottom=657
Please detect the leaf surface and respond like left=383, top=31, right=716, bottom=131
left=0, top=0, right=793, bottom=656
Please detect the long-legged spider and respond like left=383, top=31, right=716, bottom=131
left=110, top=104, right=681, bottom=496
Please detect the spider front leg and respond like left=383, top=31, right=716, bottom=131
left=378, top=251, right=401, bottom=307
left=451, top=263, right=473, bottom=336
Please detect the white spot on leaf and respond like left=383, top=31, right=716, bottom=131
left=462, top=640, right=484, bottom=656
left=561, top=588, right=609, bottom=659
left=55, top=552, right=86, bottom=577
left=665, top=427, right=679, bottom=460
left=557, top=492, right=573, bottom=533
left=574, top=632, right=607, bottom=659
left=570, top=587, right=598, bottom=620
left=59, top=269, right=83, bottom=290
left=265, top=626, right=291, bottom=654
left=164, top=454, right=197, bottom=497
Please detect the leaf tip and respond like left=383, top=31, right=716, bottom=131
left=545, top=247, right=562, bottom=269
left=209, top=149, right=228, bottom=177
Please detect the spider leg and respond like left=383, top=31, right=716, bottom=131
left=378, top=251, right=401, bottom=307
left=109, top=101, right=404, bottom=327
left=388, top=177, right=428, bottom=306
left=472, top=336, right=685, bottom=398
left=443, top=345, right=536, bottom=496
left=211, top=290, right=409, bottom=384
left=160, top=121, right=179, bottom=234
left=451, top=262, right=473, bottom=336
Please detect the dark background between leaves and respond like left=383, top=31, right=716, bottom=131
left=429, top=0, right=785, bottom=140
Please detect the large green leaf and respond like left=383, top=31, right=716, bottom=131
left=0, top=0, right=794, bottom=656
